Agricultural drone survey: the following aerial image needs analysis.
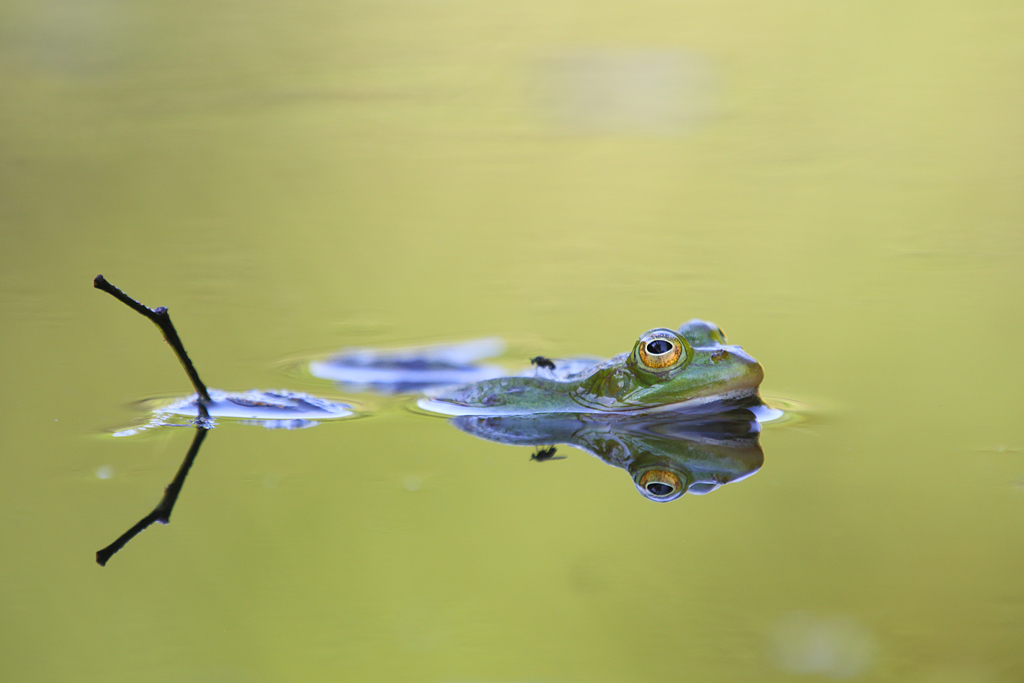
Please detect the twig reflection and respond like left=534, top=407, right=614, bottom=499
left=96, top=424, right=208, bottom=566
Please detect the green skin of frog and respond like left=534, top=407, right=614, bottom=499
left=423, top=320, right=764, bottom=415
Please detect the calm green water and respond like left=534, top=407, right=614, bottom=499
left=2, top=1, right=1023, bottom=681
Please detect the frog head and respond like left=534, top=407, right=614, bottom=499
left=569, top=320, right=763, bottom=412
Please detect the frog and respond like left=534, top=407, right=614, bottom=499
left=416, top=320, right=767, bottom=417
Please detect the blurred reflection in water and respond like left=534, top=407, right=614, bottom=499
left=770, top=612, right=877, bottom=679
left=538, top=49, right=716, bottom=135
left=6, top=0, right=128, bottom=73
left=309, top=338, right=508, bottom=395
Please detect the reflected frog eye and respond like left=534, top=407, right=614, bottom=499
left=636, top=470, right=685, bottom=502
left=637, top=330, right=686, bottom=370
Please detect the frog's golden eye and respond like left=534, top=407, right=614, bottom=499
left=638, top=331, right=684, bottom=369
left=636, top=469, right=685, bottom=502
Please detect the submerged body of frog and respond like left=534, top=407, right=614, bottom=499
left=312, top=320, right=768, bottom=418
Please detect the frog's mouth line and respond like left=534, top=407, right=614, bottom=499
left=417, top=387, right=763, bottom=418
left=569, top=387, right=763, bottom=414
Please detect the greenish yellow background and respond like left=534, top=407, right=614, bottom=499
left=1, top=0, right=1022, bottom=681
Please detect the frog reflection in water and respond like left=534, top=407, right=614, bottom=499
left=454, top=409, right=764, bottom=502
left=310, top=320, right=774, bottom=501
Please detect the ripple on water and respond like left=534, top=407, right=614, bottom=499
left=110, top=389, right=360, bottom=436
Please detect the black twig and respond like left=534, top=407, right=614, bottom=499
left=93, top=274, right=217, bottom=566
left=94, top=274, right=211, bottom=406
left=96, top=424, right=209, bottom=566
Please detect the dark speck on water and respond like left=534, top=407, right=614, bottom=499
left=530, top=356, right=556, bottom=370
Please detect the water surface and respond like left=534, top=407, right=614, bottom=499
left=1, top=1, right=1022, bottom=681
